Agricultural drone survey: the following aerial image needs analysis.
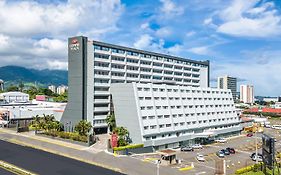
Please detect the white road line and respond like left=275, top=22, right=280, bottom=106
left=196, top=172, right=206, bottom=175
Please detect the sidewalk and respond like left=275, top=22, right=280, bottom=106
left=0, top=128, right=183, bottom=175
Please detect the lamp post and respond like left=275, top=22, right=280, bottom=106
left=157, top=159, right=160, bottom=175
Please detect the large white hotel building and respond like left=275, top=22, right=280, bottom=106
left=62, top=36, right=241, bottom=149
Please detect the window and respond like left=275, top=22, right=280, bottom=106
left=144, top=126, right=148, bottom=130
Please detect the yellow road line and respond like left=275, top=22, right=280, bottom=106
left=179, top=166, right=193, bottom=171
left=6, top=138, right=123, bottom=174
left=0, top=160, right=38, bottom=175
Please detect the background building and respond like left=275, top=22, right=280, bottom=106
left=111, top=82, right=241, bottom=150
left=62, top=36, right=210, bottom=133
left=56, top=85, right=68, bottom=95
left=0, top=91, right=29, bottom=103
left=240, top=85, right=254, bottom=104
left=0, top=79, right=4, bottom=91
left=48, top=85, right=56, bottom=93
left=217, top=75, right=237, bottom=101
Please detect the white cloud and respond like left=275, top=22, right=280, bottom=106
left=188, top=46, right=210, bottom=55
left=186, top=31, right=196, bottom=37
left=140, top=22, right=150, bottom=30
left=159, top=0, right=184, bottom=17
left=0, top=0, right=124, bottom=70
left=133, top=34, right=154, bottom=49
left=211, top=49, right=281, bottom=96
left=155, top=27, right=171, bottom=37
left=213, top=0, right=281, bottom=37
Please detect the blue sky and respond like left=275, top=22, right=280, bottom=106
left=0, top=0, right=281, bottom=96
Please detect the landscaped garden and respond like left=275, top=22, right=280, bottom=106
left=29, top=114, right=92, bottom=143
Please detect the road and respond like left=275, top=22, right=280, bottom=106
left=0, top=140, right=124, bottom=175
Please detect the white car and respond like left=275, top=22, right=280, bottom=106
left=252, top=155, right=263, bottom=162
left=192, top=144, right=203, bottom=149
left=196, top=154, right=205, bottom=162
left=215, top=138, right=227, bottom=143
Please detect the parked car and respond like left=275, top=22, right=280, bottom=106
left=221, top=149, right=230, bottom=155
left=181, top=146, right=194, bottom=152
left=252, top=155, right=263, bottom=162
left=250, top=153, right=262, bottom=159
left=246, top=133, right=253, bottom=137
left=226, top=147, right=235, bottom=154
left=215, top=138, right=227, bottom=143
left=216, top=151, right=225, bottom=158
left=192, top=144, right=203, bottom=149
left=196, top=154, right=205, bottom=162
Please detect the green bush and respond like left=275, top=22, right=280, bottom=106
left=43, top=131, right=87, bottom=143
left=235, top=163, right=263, bottom=174
left=113, top=144, right=144, bottom=151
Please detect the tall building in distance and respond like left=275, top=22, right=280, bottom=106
left=48, top=85, right=56, bottom=93
left=62, top=36, right=210, bottom=134
left=240, top=85, right=254, bottom=104
left=56, top=85, right=68, bottom=95
left=0, top=79, right=4, bottom=91
left=217, top=75, right=237, bottom=101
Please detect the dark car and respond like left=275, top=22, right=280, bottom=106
left=181, top=146, right=194, bottom=152
left=226, top=147, right=235, bottom=154
left=221, top=149, right=230, bottom=155
left=247, top=133, right=253, bottom=137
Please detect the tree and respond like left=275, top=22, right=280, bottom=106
left=19, top=82, right=24, bottom=92
left=113, top=126, right=129, bottom=146
left=74, top=120, right=92, bottom=136
left=106, top=113, right=116, bottom=131
left=7, top=85, right=19, bottom=92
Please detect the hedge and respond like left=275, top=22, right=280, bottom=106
left=113, top=144, right=144, bottom=151
left=43, top=131, right=88, bottom=143
left=235, top=163, right=263, bottom=174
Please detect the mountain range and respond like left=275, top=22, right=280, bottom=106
left=0, top=66, right=67, bottom=87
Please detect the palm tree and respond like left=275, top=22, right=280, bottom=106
left=74, top=120, right=92, bottom=136
left=106, top=114, right=116, bottom=131
left=33, top=115, right=40, bottom=134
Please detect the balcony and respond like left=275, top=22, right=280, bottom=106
left=94, top=82, right=110, bottom=87
left=94, top=74, right=110, bottom=79
left=94, top=107, right=110, bottom=112
left=94, top=66, right=110, bottom=71
left=94, top=99, right=110, bottom=104
left=94, top=91, right=110, bottom=96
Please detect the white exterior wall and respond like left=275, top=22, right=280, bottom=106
left=240, top=85, right=254, bottom=104
left=0, top=92, right=29, bottom=103
left=111, top=83, right=241, bottom=147
left=91, top=42, right=209, bottom=129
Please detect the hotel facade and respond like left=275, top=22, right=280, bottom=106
left=62, top=36, right=241, bottom=148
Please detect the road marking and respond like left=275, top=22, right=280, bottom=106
left=196, top=172, right=206, bottom=175
left=5, top=138, right=123, bottom=174
left=0, top=160, right=38, bottom=175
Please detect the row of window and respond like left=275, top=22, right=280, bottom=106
left=139, top=96, right=233, bottom=101
left=137, top=87, right=232, bottom=95
left=94, top=45, right=208, bottom=68
left=143, top=124, right=240, bottom=140
left=143, top=120, right=238, bottom=131
left=142, top=113, right=237, bottom=121
left=95, top=59, right=199, bottom=76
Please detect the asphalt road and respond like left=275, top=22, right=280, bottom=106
left=0, top=140, right=124, bottom=175
left=0, top=168, right=15, bottom=175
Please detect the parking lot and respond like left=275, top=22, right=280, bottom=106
left=130, top=128, right=281, bottom=175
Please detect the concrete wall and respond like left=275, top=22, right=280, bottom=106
left=110, top=83, right=143, bottom=144
left=61, top=36, right=92, bottom=127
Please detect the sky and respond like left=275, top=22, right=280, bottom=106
left=0, top=0, right=281, bottom=96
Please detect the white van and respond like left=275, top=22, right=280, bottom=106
left=271, top=125, right=281, bottom=130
